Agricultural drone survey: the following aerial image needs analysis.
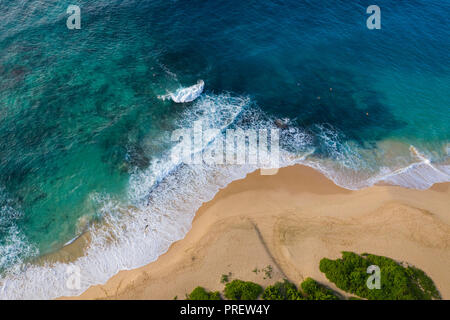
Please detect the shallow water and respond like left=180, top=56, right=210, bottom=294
left=0, top=0, right=448, bottom=298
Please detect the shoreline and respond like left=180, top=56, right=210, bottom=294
left=62, top=164, right=450, bottom=300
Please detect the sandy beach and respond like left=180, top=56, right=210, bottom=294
left=63, top=165, right=450, bottom=300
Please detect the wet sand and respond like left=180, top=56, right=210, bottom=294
left=63, top=165, right=450, bottom=299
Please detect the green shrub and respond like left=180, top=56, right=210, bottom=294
left=319, top=252, right=441, bottom=300
left=405, top=266, right=441, bottom=299
left=263, top=265, right=273, bottom=279
left=220, top=273, right=231, bottom=284
left=262, top=279, right=303, bottom=300
left=187, top=286, right=221, bottom=300
left=262, top=278, right=341, bottom=300
left=209, top=291, right=221, bottom=300
left=224, top=280, right=263, bottom=300
left=300, top=277, right=339, bottom=300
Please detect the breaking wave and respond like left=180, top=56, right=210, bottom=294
left=0, top=93, right=448, bottom=299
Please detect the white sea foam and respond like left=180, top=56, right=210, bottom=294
left=159, top=80, right=205, bottom=103
left=370, top=146, right=450, bottom=189
left=0, top=93, right=253, bottom=299
left=0, top=93, right=449, bottom=299
left=0, top=188, right=38, bottom=273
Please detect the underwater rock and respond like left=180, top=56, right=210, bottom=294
left=274, top=119, right=288, bottom=129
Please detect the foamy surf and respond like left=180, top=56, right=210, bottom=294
left=158, top=80, right=205, bottom=103
left=0, top=93, right=448, bottom=299
left=373, top=146, right=450, bottom=189
left=0, top=92, right=254, bottom=299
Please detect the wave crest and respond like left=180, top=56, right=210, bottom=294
left=0, top=93, right=448, bottom=299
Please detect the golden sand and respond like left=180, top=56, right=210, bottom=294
left=62, top=165, right=450, bottom=299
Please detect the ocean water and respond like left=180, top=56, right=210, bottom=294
left=0, top=0, right=449, bottom=298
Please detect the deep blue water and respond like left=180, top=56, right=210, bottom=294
left=0, top=0, right=449, bottom=298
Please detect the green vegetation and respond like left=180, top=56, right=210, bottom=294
left=187, top=287, right=221, bottom=300
left=189, top=278, right=339, bottom=301
left=262, top=265, right=273, bottom=279
left=406, top=266, right=441, bottom=299
left=184, top=252, right=441, bottom=300
left=224, top=280, right=263, bottom=300
left=262, top=279, right=303, bottom=300
left=319, top=252, right=441, bottom=300
left=220, top=272, right=232, bottom=284
left=300, top=277, right=340, bottom=300
left=262, top=278, right=339, bottom=300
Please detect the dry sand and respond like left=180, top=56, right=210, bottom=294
left=63, top=165, right=450, bottom=300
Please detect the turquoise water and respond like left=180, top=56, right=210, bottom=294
left=0, top=0, right=449, bottom=298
